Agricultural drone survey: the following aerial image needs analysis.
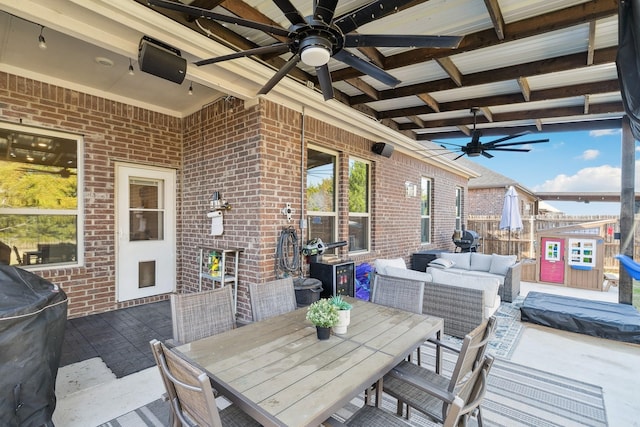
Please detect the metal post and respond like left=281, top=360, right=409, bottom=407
left=619, top=116, right=635, bottom=305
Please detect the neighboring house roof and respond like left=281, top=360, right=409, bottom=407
left=455, top=157, right=537, bottom=199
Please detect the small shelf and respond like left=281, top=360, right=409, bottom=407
left=198, top=248, right=243, bottom=312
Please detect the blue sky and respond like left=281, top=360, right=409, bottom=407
left=450, top=128, right=630, bottom=215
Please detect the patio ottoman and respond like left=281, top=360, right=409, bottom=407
left=520, top=291, right=640, bottom=344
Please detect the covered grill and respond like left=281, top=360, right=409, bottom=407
left=452, top=230, right=480, bottom=252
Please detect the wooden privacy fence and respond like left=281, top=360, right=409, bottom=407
left=467, top=214, right=630, bottom=272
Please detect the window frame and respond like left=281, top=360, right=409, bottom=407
left=0, top=122, right=84, bottom=268
left=455, top=186, right=463, bottom=231
left=420, top=177, right=432, bottom=244
left=348, top=156, right=371, bottom=254
left=305, top=145, right=338, bottom=245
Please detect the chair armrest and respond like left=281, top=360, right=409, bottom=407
left=427, top=337, right=461, bottom=353
left=502, top=262, right=521, bottom=303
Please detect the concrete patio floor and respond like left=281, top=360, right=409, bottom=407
left=52, top=281, right=640, bottom=427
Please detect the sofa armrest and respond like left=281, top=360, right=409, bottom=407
left=502, top=261, right=521, bottom=303
left=423, top=282, right=485, bottom=338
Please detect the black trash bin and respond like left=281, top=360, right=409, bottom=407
left=0, top=266, right=68, bottom=427
left=293, top=277, right=323, bottom=307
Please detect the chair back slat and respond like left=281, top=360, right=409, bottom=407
left=171, top=286, right=236, bottom=344
left=448, top=316, right=497, bottom=393
left=371, top=274, right=425, bottom=314
left=150, top=339, right=223, bottom=427
left=249, top=277, right=297, bottom=321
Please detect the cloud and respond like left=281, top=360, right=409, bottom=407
left=578, top=149, right=600, bottom=160
left=589, top=129, right=621, bottom=137
left=532, top=164, right=622, bottom=192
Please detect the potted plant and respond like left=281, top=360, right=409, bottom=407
left=306, top=298, right=339, bottom=340
left=330, top=295, right=352, bottom=335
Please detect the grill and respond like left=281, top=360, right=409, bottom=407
left=452, top=230, right=480, bottom=252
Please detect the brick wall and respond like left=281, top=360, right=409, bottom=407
left=0, top=72, right=182, bottom=318
left=1, top=72, right=469, bottom=320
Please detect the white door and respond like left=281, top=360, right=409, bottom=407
left=116, top=163, right=176, bottom=301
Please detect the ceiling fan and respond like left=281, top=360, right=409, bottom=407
left=147, top=0, right=463, bottom=100
left=18, top=167, right=76, bottom=178
left=438, top=108, right=550, bottom=160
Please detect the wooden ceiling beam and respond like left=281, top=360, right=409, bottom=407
left=401, top=102, right=623, bottom=129
left=332, top=0, right=617, bottom=82
left=350, top=46, right=617, bottom=105
left=416, top=93, right=440, bottom=112
left=483, top=0, right=505, bottom=40
left=377, top=79, right=619, bottom=119
left=517, top=77, right=531, bottom=102
left=345, top=78, right=379, bottom=100
left=435, top=57, right=463, bottom=86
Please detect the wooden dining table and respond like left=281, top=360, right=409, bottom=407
left=174, top=297, right=443, bottom=427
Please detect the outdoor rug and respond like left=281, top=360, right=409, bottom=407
left=99, top=345, right=607, bottom=427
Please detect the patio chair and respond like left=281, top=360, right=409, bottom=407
left=150, top=339, right=260, bottom=427
left=248, top=277, right=297, bottom=321
left=171, top=286, right=236, bottom=345
left=382, top=316, right=497, bottom=425
left=370, top=274, right=425, bottom=314
left=345, top=355, right=494, bottom=427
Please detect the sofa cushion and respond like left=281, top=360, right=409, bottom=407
left=439, top=252, right=471, bottom=270
left=383, top=266, right=432, bottom=282
left=429, top=268, right=500, bottom=311
left=489, top=254, right=517, bottom=275
left=374, top=258, right=406, bottom=275
left=428, top=258, right=455, bottom=269
left=470, top=253, right=492, bottom=272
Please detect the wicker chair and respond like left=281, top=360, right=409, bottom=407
left=345, top=355, right=494, bottom=427
left=149, top=339, right=260, bottom=427
left=370, top=274, right=425, bottom=314
left=171, top=286, right=236, bottom=345
left=382, top=316, right=497, bottom=425
left=248, top=277, right=297, bottom=321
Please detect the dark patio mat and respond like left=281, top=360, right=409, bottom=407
left=60, top=300, right=172, bottom=378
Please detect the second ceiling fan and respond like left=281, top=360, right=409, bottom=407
left=439, top=108, right=550, bottom=160
left=148, top=0, right=463, bottom=100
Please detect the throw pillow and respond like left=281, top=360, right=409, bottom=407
left=470, top=253, right=492, bottom=272
left=428, top=258, right=455, bottom=269
left=374, top=258, right=406, bottom=275
left=439, top=252, right=471, bottom=270
left=489, top=254, right=517, bottom=275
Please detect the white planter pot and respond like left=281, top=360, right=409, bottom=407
left=333, top=309, right=351, bottom=335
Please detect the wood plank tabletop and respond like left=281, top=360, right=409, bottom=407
left=175, top=297, right=443, bottom=427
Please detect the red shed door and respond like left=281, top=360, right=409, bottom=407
left=540, top=238, right=565, bottom=284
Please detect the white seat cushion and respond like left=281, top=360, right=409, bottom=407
left=383, top=266, right=432, bottom=283
left=470, top=253, right=493, bottom=272
left=489, top=254, right=517, bottom=275
left=439, top=252, right=471, bottom=270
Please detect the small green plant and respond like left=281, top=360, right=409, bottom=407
left=306, top=298, right=339, bottom=327
left=330, top=295, right=352, bottom=311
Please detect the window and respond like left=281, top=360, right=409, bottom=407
left=421, top=177, right=432, bottom=243
left=0, top=123, right=82, bottom=267
left=306, top=147, right=337, bottom=245
left=348, top=157, right=370, bottom=253
left=455, top=186, right=463, bottom=230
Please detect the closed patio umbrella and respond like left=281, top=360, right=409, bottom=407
left=499, top=186, right=523, bottom=255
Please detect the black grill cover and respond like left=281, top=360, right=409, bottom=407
left=0, top=266, right=67, bottom=427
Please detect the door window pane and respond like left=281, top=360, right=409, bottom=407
left=129, top=179, right=164, bottom=241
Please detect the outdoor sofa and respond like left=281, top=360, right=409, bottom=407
left=373, top=258, right=501, bottom=338
left=428, top=252, right=521, bottom=303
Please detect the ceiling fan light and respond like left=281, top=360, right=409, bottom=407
left=300, top=36, right=332, bottom=67
left=301, top=46, right=331, bottom=67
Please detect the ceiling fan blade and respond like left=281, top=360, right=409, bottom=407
left=453, top=152, right=466, bottom=160
left=257, top=54, right=301, bottom=95
left=486, top=148, right=531, bottom=152
left=314, top=0, right=339, bottom=23
left=316, top=64, right=335, bottom=100
left=488, top=139, right=550, bottom=148
left=272, top=0, right=306, bottom=25
left=433, top=140, right=467, bottom=149
left=194, top=44, right=291, bottom=66
left=334, top=0, right=418, bottom=34
left=333, top=50, right=400, bottom=87
left=481, top=151, right=494, bottom=158
left=148, top=0, right=290, bottom=38
left=484, top=131, right=532, bottom=145
left=344, top=34, right=462, bottom=49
